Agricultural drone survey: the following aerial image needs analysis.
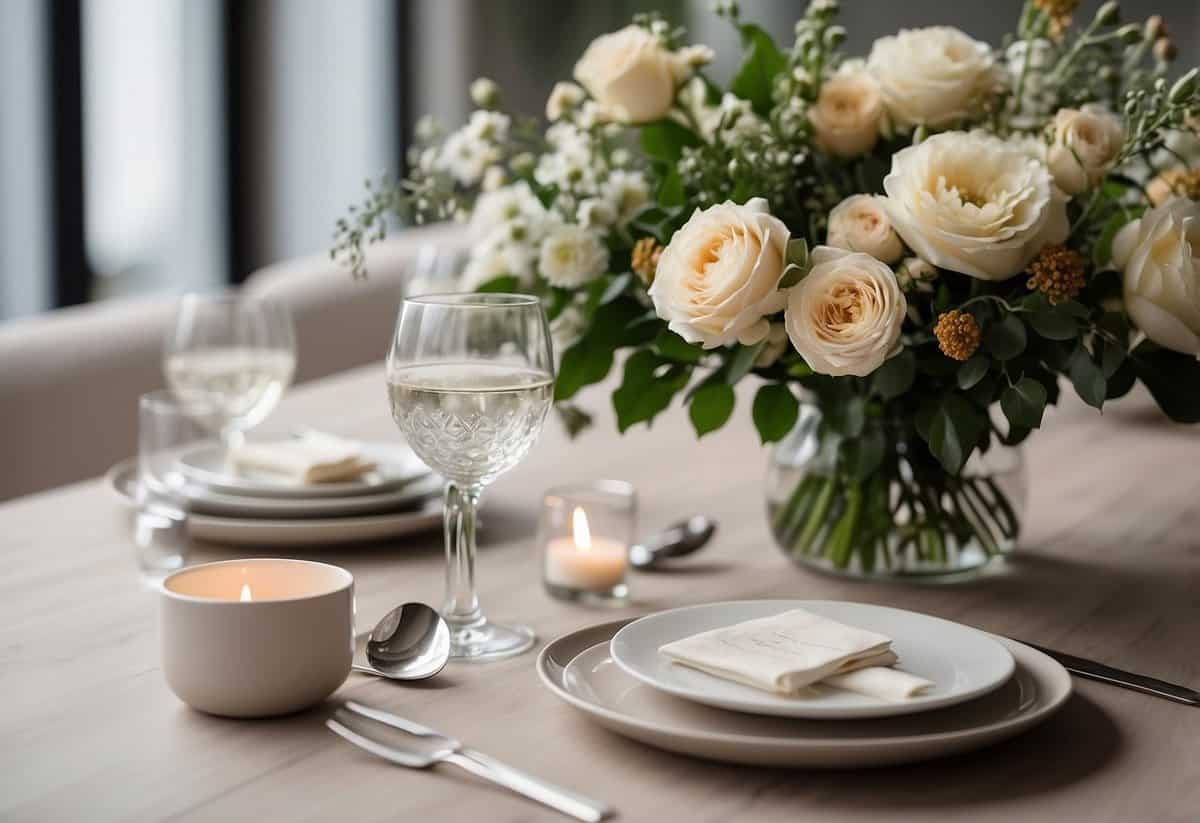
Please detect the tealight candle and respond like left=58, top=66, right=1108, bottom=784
left=540, top=481, right=634, bottom=605
left=160, top=558, right=354, bottom=718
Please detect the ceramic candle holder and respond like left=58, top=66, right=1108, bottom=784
left=539, top=481, right=635, bottom=606
left=160, top=558, right=354, bottom=718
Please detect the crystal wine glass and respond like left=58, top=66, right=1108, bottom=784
left=164, top=294, right=296, bottom=449
left=387, top=293, right=554, bottom=660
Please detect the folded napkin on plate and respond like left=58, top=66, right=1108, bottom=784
left=229, top=432, right=376, bottom=484
left=659, top=608, right=932, bottom=701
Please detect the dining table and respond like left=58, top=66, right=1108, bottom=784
left=1, top=361, right=1198, bottom=823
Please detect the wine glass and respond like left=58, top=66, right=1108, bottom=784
left=164, top=294, right=296, bottom=449
left=387, top=293, right=554, bottom=661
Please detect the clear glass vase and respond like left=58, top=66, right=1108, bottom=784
left=765, top=403, right=1027, bottom=581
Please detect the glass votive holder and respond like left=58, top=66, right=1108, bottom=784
left=539, top=480, right=635, bottom=606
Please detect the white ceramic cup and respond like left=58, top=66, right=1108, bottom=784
left=160, top=558, right=354, bottom=718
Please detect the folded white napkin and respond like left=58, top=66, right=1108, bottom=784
left=659, top=608, right=932, bottom=701
left=229, top=432, right=376, bottom=484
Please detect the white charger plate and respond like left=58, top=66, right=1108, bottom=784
left=107, top=458, right=439, bottom=519
left=177, top=441, right=428, bottom=498
left=610, top=600, right=1015, bottom=719
left=104, top=460, right=442, bottom=547
left=538, top=619, right=1071, bottom=768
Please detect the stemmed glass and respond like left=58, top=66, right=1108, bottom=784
left=387, top=293, right=555, bottom=661
left=164, top=294, right=296, bottom=449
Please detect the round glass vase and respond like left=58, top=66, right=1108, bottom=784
left=765, top=403, right=1027, bottom=582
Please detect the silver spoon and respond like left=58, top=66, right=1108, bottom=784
left=352, top=602, right=450, bottom=681
left=629, top=515, right=717, bottom=570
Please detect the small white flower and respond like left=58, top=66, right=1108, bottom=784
left=481, top=166, right=507, bottom=192
left=577, top=197, right=617, bottom=228
left=469, top=182, right=549, bottom=240
left=539, top=225, right=609, bottom=287
left=469, top=77, right=499, bottom=108
left=464, top=110, right=510, bottom=142
left=546, top=81, right=585, bottom=122
left=438, top=129, right=501, bottom=186
left=610, top=148, right=631, bottom=167
left=604, top=170, right=650, bottom=220
left=415, top=115, right=439, bottom=142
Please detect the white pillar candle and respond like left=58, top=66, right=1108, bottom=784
left=544, top=507, right=628, bottom=590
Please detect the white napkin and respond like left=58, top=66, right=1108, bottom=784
left=659, top=608, right=933, bottom=701
left=229, top=432, right=376, bottom=484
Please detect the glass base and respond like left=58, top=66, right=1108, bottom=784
left=447, top=619, right=535, bottom=661
left=544, top=581, right=630, bottom=606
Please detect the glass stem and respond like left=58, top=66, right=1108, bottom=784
left=442, top=481, right=484, bottom=631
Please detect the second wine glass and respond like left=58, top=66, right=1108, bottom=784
left=387, top=292, right=554, bottom=661
left=164, top=294, right=296, bottom=449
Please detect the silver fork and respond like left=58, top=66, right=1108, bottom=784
left=326, top=701, right=613, bottom=822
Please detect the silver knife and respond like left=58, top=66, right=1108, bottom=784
left=1018, top=641, right=1200, bottom=706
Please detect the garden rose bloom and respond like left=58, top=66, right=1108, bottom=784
left=808, top=66, right=883, bottom=158
left=866, top=27, right=1001, bottom=130
left=1046, top=105, right=1124, bottom=194
left=785, top=246, right=907, bottom=377
left=826, top=195, right=904, bottom=264
left=1112, top=198, right=1200, bottom=357
left=881, top=131, right=1069, bottom=280
left=649, top=198, right=790, bottom=349
left=573, top=26, right=708, bottom=124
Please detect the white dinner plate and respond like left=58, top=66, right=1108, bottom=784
left=538, top=619, right=1071, bottom=768
left=610, top=600, right=1015, bottom=719
left=106, top=458, right=440, bottom=519
left=104, top=459, right=443, bottom=547
left=176, top=441, right=428, bottom=498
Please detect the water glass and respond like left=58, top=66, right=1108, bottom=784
left=136, top=391, right=210, bottom=577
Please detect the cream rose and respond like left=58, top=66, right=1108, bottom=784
left=808, top=66, right=883, bottom=158
left=1046, top=105, right=1124, bottom=195
left=648, top=198, right=789, bottom=349
left=1112, top=198, right=1200, bottom=357
left=785, top=246, right=907, bottom=377
left=881, top=131, right=1069, bottom=281
left=866, top=26, right=1001, bottom=130
left=826, top=195, right=904, bottom=264
left=573, top=26, right=704, bottom=124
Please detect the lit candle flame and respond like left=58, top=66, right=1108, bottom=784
left=572, top=507, right=592, bottom=552
left=239, top=583, right=253, bottom=602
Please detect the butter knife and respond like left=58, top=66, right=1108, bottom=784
left=1018, top=641, right=1200, bottom=706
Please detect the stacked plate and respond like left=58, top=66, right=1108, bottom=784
left=107, top=441, right=442, bottom=546
left=537, top=600, right=1072, bottom=768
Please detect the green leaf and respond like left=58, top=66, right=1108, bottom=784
left=1001, top=377, right=1048, bottom=430
left=751, top=383, right=799, bottom=444
left=611, top=351, right=690, bottom=432
left=640, top=120, right=700, bottom=164
left=1132, top=341, right=1200, bottom=423
left=1105, top=358, right=1136, bottom=400
left=1067, top=344, right=1106, bottom=409
left=957, top=355, right=990, bottom=390
left=928, top=394, right=985, bottom=474
left=842, top=426, right=886, bottom=482
left=872, top=351, right=915, bottom=399
left=1093, top=211, right=1138, bottom=270
left=555, top=404, right=593, bottom=438
left=730, top=23, right=786, bottom=116
left=1027, top=305, right=1079, bottom=340
left=825, top=394, right=866, bottom=437
left=985, top=314, right=1027, bottom=360
left=725, top=341, right=766, bottom=384
left=553, top=299, right=645, bottom=401
left=653, top=328, right=704, bottom=364
left=688, top=382, right=736, bottom=437
left=475, top=275, right=520, bottom=293
left=657, top=167, right=685, bottom=208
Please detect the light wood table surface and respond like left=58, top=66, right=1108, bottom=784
left=2, top=364, right=1198, bottom=822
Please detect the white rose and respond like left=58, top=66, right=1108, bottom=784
left=538, top=224, right=609, bottom=288
left=648, top=198, right=789, bottom=349
left=895, top=256, right=938, bottom=293
left=785, top=246, right=907, bottom=377
left=1045, top=105, right=1124, bottom=195
left=1112, top=198, right=1200, bottom=357
left=867, top=27, right=1001, bottom=131
left=881, top=131, right=1069, bottom=281
left=826, top=195, right=904, bottom=264
left=573, top=25, right=696, bottom=124
left=546, top=82, right=584, bottom=122
left=809, top=66, right=883, bottom=158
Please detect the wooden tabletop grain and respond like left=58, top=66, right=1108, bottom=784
left=1, top=364, right=1198, bottom=823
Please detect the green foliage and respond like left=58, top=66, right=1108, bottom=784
left=654, top=329, right=705, bottom=364
left=752, top=383, right=799, bottom=444
left=957, top=356, right=990, bottom=390
left=872, top=351, right=915, bottom=400
left=1001, top=377, right=1048, bottom=430
left=927, top=394, right=986, bottom=475
left=985, top=314, right=1027, bottom=360
left=1133, top=342, right=1200, bottom=423
left=474, top=275, right=520, bottom=293
left=640, top=120, right=701, bottom=164
left=612, top=351, right=690, bottom=432
left=730, top=24, right=786, bottom=116
left=554, top=298, right=649, bottom=402
left=1067, top=344, right=1106, bottom=409
left=689, top=382, right=736, bottom=437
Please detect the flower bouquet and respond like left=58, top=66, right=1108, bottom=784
left=335, top=0, right=1200, bottom=579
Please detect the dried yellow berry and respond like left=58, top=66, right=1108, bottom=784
left=934, top=310, right=982, bottom=361
left=631, top=236, right=663, bottom=285
left=1147, top=167, right=1200, bottom=205
left=1034, top=0, right=1079, bottom=38
left=1026, top=244, right=1086, bottom=305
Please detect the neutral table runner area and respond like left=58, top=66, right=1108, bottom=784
left=1, top=363, right=1198, bottom=822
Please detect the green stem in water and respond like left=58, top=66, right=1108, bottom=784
left=827, top=484, right=863, bottom=570
left=793, top=475, right=837, bottom=557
